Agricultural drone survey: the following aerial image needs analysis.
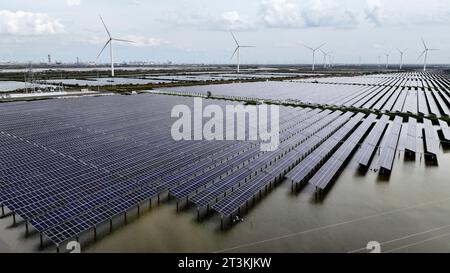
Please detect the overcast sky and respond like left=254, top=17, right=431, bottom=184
left=1, top=0, right=449, bottom=64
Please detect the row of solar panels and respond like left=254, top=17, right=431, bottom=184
left=335, top=84, right=450, bottom=117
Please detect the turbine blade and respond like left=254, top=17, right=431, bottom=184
left=240, top=45, right=255, bottom=48
left=231, top=47, right=239, bottom=60
left=112, top=38, right=135, bottom=43
left=428, top=48, right=439, bottom=51
left=303, top=44, right=313, bottom=51
left=315, top=43, right=326, bottom=51
left=421, top=37, right=427, bottom=49
left=417, top=50, right=426, bottom=61
left=97, top=39, right=111, bottom=58
left=230, top=31, right=239, bottom=46
left=99, top=15, right=111, bottom=38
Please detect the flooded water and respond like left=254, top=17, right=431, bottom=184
left=86, top=146, right=450, bottom=253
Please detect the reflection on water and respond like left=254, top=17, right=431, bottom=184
left=87, top=146, right=450, bottom=253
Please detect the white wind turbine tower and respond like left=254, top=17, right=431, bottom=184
left=320, top=49, right=333, bottom=69
left=230, top=31, right=254, bottom=73
left=97, top=15, right=135, bottom=77
left=327, top=54, right=332, bottom=68
left=397, top=48, right=407, bottom=69
left=418, top=38, right=439, bottom=72
left=304, top=43, right=325, bottom=71
left=329, top=54, right=336, bottom=68
left=385, top=52, right=390, bottom=69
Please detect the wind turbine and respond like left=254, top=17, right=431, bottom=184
left=397, top=48, right=407, bottom=69
left=330, top=54, right=336, bottom=68
left=304, top=43, right=325, bottom=71
left=328, top=54, right=335, bottom=68
left=97, top=15, right=135, bottom=77
left=418, top=38, right=439, bottom=72
left=230, top=31, right=254, bottom=73
left=385, top=52, right=390, bottom=69
left=320, top=49, right=333, bottom=69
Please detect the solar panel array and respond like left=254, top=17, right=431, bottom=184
left=190, top=108, right=333, bottom=208
left=163, top=71, right=450, bottom=118
left=211, top=110, right=349, bottom=215
left=0, top=96, right=262, bottom=245
left=378, top=116, right=403, bottom=172
left=1, top=73, right=449, bottom=248
left=285, top=112, right=361, bottom=186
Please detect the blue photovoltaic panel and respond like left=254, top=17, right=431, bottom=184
left=378, top=116, right=402, bottom=172
left=404, top=117, right=417, bottom=153
left=439, top=120, right=450, bottom=141
left=423, top=119, right=439, bottom=156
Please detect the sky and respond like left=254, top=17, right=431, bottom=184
left=0, top=0, right=450, bottom=64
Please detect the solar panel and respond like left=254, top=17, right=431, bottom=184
left=417, top=90, right=429, bottom=115
left=439, top=120, right=450, bottom=141
left=424, top=91, right=440, bottom=116
left=190, top=167, right=254, bottom=208
left=423, top=119, right=439, bottom=156
left=391, top=89, right=406, bottom=112
left=212, top=172, right=276, bottom=216
left=378, top=116, right=402, bottom=172
left=432, top=92, right=450, bottom=116
left=404, top=117, right=417, bottom=154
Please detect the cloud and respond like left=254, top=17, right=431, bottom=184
left=362, top=0, right=450, bottom=27
left=259, top=0, right=359, bottom=29
left=127, top=0, right=143, bottom=6
left=215, top=11, right=256, bottom=31
left=163, top=10, right=255, bottom=31
left=365, top=0, right=383, bottom=25
left=0, top=10, right=64, bottom=36
left=66, top=0, right=81, bottom=7
left=259, top=0, right=303, bottom=28
left=123, top=35, right=167, bottom=47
